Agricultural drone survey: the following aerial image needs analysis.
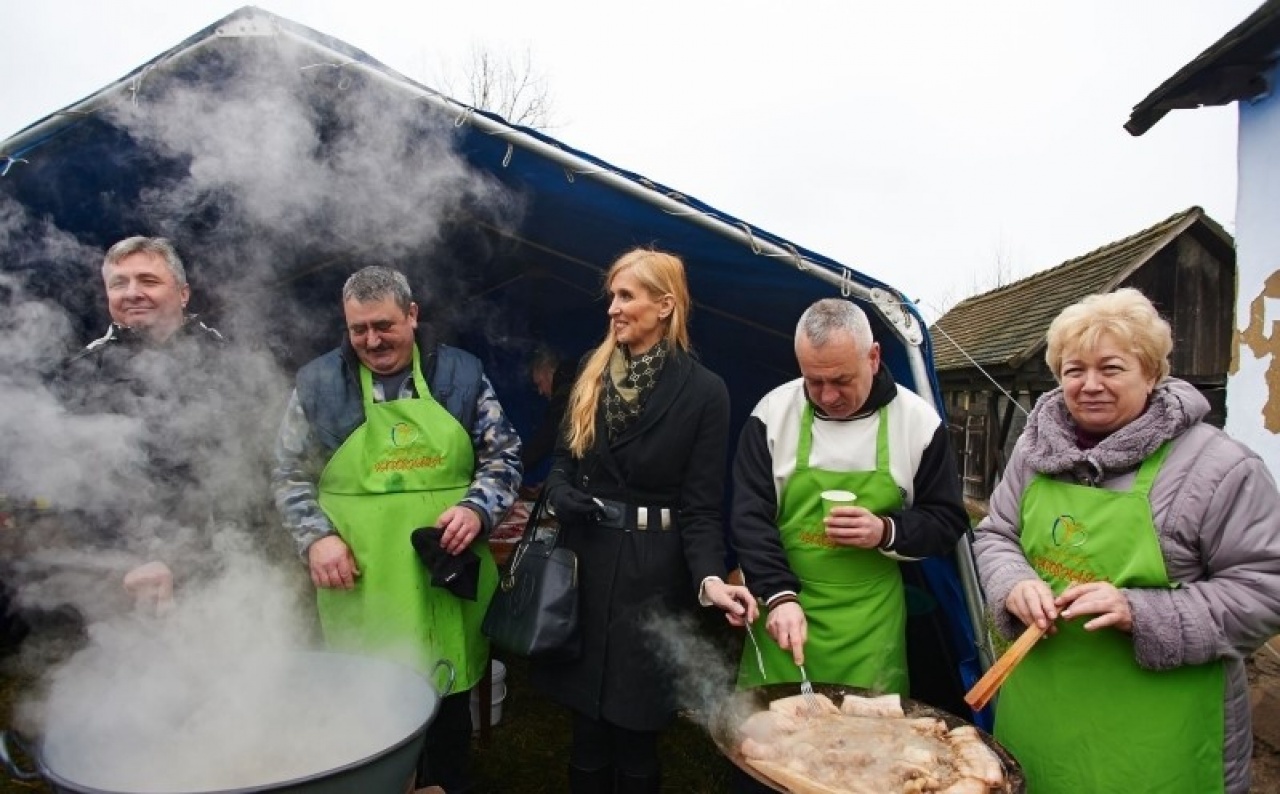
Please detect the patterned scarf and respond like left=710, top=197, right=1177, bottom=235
left=602, top=340, right=669, bottom=440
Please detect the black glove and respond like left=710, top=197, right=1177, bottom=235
left=548, top=486, right=602, bottom=522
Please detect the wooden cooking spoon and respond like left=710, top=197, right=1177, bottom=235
left=964, top=621, right=1050, bottom=711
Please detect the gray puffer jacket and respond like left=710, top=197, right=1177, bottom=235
left=974, top=378, right=1280, bottom=794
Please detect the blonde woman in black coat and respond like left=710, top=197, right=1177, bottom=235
left=532, top=248, right=757, bottom=794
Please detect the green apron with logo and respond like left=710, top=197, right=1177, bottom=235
left=996, top=443, right=1225, bottom=793
left=738, top=404, right=908, bottom=694
left=316, top=345, right=496, bottom=691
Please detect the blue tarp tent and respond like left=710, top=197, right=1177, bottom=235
left=0, top=6, right=992, bottom=722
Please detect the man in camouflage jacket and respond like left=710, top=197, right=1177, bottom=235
left=270, top=266, right=520, bottom=794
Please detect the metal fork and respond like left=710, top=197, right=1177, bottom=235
left=798, top=664, right=820, bottom=713
left=744, top=622, right=767, bottom=681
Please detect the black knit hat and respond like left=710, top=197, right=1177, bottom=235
left=410, top=527, right=480, bottom=601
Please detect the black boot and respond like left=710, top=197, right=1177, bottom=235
left=614, top=769, right=660, bottom=794
left=568, top=764, right=614, bottom=794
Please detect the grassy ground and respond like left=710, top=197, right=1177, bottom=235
left=472, top=653, right=731, bottom=794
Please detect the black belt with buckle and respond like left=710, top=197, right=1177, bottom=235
left=593, top=498, right=675, bottom=531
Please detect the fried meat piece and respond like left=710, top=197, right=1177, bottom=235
left=947, top=726, right=1004, bottom=787
left=770, top=692, right=842, bottom=718
left=840, top=693, right=905, bottom=718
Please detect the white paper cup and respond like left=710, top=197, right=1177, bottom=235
left=820, top=489, right=857, bottom=517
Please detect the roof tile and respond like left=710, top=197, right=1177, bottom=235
left=930, top=207, right=1205, bottom=372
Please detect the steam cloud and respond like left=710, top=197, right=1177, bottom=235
left=18, top=532, right=431, bottom=791
left=640, top=608, right=907, bottom=751
left=640, top=610, right=760, bottom=750
left=1, top=24, right=522, bottom=786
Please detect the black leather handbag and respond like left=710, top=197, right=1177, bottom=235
left=482, top=490, right=580, bottom=658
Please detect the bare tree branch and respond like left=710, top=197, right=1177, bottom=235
left=432, top=43, right=558, bottom=130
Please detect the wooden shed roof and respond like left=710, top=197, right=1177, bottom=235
left=929, top=207, right=1229, bottom=373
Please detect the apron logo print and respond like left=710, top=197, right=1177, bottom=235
left=1051, top=514, right=1089, bottom=548
left=798, top=529, right=837, bottom=548
left=390, top=422, right=420, bottom=447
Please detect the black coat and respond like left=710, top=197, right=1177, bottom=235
left=48, top=319, right=232, bottom=541
left=530, top=349, right=731, bottom=731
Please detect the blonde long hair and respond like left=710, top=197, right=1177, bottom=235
left=564, top=248, right=692, bottom=457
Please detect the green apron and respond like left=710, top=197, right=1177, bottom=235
left=738, top=404, right=908, bottom=694
left=996, top=443, right=1225, bottom=793
left=316, top=345, right=496, bottom=691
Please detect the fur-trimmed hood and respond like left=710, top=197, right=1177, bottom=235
left=1020, top=377, right=1209, bottom=482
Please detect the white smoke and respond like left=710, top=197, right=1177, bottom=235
left=106, top=30, right=524, bottom=334
left=0, top=204, right=147, bottom=516
left=640, top=609, right=752, bottom=743
left=17, top=531, right=433, bottom=791
left=1, top=19, right=517, bottom=787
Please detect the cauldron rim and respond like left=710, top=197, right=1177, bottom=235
left=27, top=651, right=443, bottom=794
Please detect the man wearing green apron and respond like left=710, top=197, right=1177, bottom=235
left=272, top=266, right=522, bottom=794
left=730, top=299, right=968, bottom=721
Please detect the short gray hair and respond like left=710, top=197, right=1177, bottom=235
left=342, top=266, right=413, bottom=311
left=796, top=298, right=873, bottom=350
left=102, top=236, right=187, bottom=286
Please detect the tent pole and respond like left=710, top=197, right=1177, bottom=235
left=269, top=31, right=932, bottom=354
left=0, top=24, right=935, bottom=398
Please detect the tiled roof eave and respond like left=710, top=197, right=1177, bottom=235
left=1002, top=210, right=1204, bottom=370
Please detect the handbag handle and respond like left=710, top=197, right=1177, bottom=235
left=500, top=487, right=559, bottom=589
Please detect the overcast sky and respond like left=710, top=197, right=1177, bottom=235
left=0, top=0, right=1259, bottom=321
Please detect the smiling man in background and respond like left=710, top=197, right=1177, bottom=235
left=55, top=236, right=227, bottom=611
left=100, top=237, right=195, bottom=341
left=271, top=265, right=521, bottom=794
left=73, top=235, right=224, bottom=360
left=4, top=235, right=236, bottom=664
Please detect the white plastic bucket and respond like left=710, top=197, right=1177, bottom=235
left=469, top=660, right=507, bottom=730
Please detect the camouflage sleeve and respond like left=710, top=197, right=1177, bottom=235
left=459, top=375, right=523, bottom=533
left=270, top=389, right=336, bottom=559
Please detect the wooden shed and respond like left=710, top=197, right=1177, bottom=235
left=929, top=206, right=1235, bottom=503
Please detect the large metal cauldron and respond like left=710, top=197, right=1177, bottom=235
left=1, top=652, right=452, bottom=794
left=713, top=682, right=1025, bottom=794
